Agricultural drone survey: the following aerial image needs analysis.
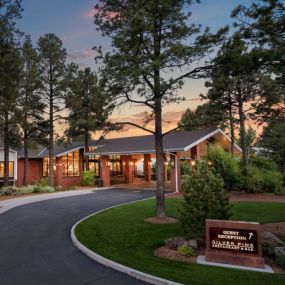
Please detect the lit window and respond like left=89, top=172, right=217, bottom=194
left=61, top=150, right=80, bottom=177
left=0, top=162, right=14, bottom=178
left=43, top=157, right=56, bottom=176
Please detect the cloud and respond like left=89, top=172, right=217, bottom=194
left=67, top=48, right=96, bottom=61
left=83, top=7, right=118, bottom=19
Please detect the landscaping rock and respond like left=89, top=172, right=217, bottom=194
left=261, top=231, right=284, bottom=247
left=187, top=239, right=198, bottom=250
left=165, top=236, right=186, bottom=249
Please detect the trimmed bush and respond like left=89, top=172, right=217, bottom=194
left=180, top=166, right=231, bottom=235
left=207, top=145, right=241, bottom=189
left=81, top=170, right=96, bottom=186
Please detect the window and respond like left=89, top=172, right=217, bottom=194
left=43, top=157, right=56, bottom=176
left=61, top=150, right=80, bottom=177
left=0, top=162, right=14, bottom=179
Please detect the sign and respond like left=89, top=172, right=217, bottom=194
left=210, top=227, right=258, bottom=254
left=205, top=220, right=264, bottom=268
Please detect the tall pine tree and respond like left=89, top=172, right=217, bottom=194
left=94, top=0, right=226, bottom=217
left=65, top=65, right=112, bottom=170
left=19, top=36, right=47, bottom=186
left=38, top=34, right=67, bottom=187
left=0, top=0, right=22, bottom=186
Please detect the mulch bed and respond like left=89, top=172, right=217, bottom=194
left=144, top=216, right=178, bottom=224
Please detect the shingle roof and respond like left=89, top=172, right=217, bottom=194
left=86, top=129, right=218, bottom=155
left=17, top=129, right=223, bottom=158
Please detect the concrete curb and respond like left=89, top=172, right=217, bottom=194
left=71, top=197, right=183, bottom=285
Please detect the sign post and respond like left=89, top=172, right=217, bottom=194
left=205, top=220, right=264, bottom=268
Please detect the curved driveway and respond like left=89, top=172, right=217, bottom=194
left=0, top=189, right=154, bottom=285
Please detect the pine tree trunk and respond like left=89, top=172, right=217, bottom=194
left=49, top=67, right=54, bottom=187
left=237, top=94, right=248, bottom=172
left=84, top=131, right=89, bottom=171
left=23, top=134, right=28, bottom=186
left=155, top=98, right=165, bottom=218
left=227, top=93, right=235, bottom=154
left=3, top=111, right=9, bottom=187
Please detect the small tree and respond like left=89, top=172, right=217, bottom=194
left=180, top=165, right=231, bottom=235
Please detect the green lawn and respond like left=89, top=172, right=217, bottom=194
left=75, top=199, right=285, bottom=285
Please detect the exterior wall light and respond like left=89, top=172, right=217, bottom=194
left=130, top=161, right=133, bottom=166
left=191, top=160, right=196, bottom=166
left=107, top=161, right=110, bottom=167
left=148, top=161, right=152, bottom=166
left=208, top=160, right=213, bottom=166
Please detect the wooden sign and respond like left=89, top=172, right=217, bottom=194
left=206, top=220, right=264, bottom=268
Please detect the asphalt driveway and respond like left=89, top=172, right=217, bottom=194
left=0, top=189, right=154, bottom=285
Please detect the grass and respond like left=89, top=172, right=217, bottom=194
left=75, top=199, right=285, bottom=285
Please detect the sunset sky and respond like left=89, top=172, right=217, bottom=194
left=18, top=0, right=252, bottom=138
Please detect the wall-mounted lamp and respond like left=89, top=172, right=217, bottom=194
left=164, top=161, right=168, bottom=166
left=130, top=161, right=133, bottom=166
left=107, top=161, right=110, bottom=167
left=208, top=160, right=212, bottom=166
left=191, top=160, right=196, bottom=166
left=148, top=161, right=152, bottom=166
left=122, top=161, right=126, bottom=166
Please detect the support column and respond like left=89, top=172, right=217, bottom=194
left=101, top=155, right=110, bottom=187
left=124, top=155, right=134, bottom=184
left=164, top=154, right=168, bottom=181
left=190, top=145, right=200, bottom=169
left=55, top=157, right=62, bottom=187
left=144, top=154, right=151, bottom=182
left=170, top=152, right=181, bottom=192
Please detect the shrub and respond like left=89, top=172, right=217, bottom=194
left=276, top=254, right=285, bottom=269
left=35, top=177, right=50, bottom=187
left=81, top=170, right=96, bottom=186
left=181, top=160, right=191, bottom=176
left=19, top=186, right=35, bottom=194
left=207, top=145, right=241, bottom=189
left=250, top=156, right=278, bottom=172
left=262, top=171, right=283, bottom=194
left=32, top=185, right=55, bottom=193
left=242, top=165, right=264, bottom=193
left=241, top=165, right=284, bottom=194
left=180, top=166, right=231, bottom=235
left=177, top=244, right=196, bottom=257
left=262, top=241, right=275, bottom=258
